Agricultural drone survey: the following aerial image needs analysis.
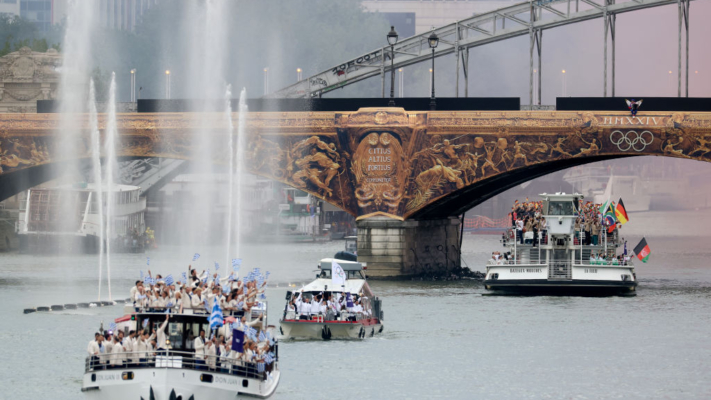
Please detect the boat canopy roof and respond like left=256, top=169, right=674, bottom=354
left=319, top=257, right=364, bottom=271
left=299, top=277, right=367, bottom=295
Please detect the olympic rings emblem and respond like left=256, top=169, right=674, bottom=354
left=609, top=130, right=654, bottom=152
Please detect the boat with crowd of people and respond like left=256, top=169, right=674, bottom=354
left=279, top=257, right=384, bottom=340
left=82, top=269, right=280, bottom=399
left=484, top=192, right=637, bottom=295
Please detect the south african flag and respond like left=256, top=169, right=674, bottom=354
left=634, top=237, right=651, bottom=263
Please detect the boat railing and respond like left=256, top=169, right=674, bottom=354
left=85, top=350, right=276, bottom=381
left=573, top=260, right=635, bottom=267
left=486, top=259, right=546, bottom=266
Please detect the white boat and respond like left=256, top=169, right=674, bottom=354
left=484, top=193, right=637, bottom=295
left=17, top=183, right=147, bottom=254
left=82, top=308, right=280, bottom=399
left=279, top=258, right=384, bottom=340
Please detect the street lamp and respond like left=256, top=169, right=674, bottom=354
left=130, top=69, right=136, bottom=102
left=428, top=30, right=439, bottom=110
left=387, top=25, right=398, bottom=106
left=398, top=68, right=404, bottom=98
left=165, top=69, right=171, bottom=99
left=297, top=68, right=302, bottom=81
left=561, top=69, right=567, bottom=97
left=263, top=68, right=269, bottom=95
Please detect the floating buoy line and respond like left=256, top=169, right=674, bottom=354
left=23, top=298, right=130, bottom=314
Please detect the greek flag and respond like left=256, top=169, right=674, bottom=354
left=142, top=319, right=149, bottom=328
left=209, top=299, right=224, bottom=330
left=232, top=258, right=241, bottom=272
left=193, top=253, right=200, bottom=261
left=253, top=268, right=261, bottom=275
left=164, top=275, right=174, bottom=286
left=108, top=322, right=117, bottom=331
left=257, top=362, right=265, bottom=373
left=264, top=353, right=274, bottom=365
left=236, top=301, right=244, bottom=310
left=214, top=274, right=220, bottom=284
left=259, top=331, right=266, bottom=342
left=222, top=285, right=231, bottom=294
left=265, top=271, right=270, bottom=279
left=246, top=326, right=257, bottom=339
left=146, top=257, right=150, bottom=266
left=143, top=276, right=151, bottom=285
left=257, top=276, right=265, bottom=287
left=231, top=320, right=241, bottom=330
left=182, top=272, right=188, bottom=282
left=215, top=261, right=220, bottom=270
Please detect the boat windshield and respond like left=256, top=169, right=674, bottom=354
left=317, top=269, right=364, bottom=279
left=547, top=201, right=575, bottom=216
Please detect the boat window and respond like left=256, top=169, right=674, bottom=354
left=547, top=201, right=575, bottom=216
left=319, top=269, right=332, bottom=278
left=168, top=322, right=184, bottom=350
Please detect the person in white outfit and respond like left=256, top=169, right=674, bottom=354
left=87, top=333, right=103, bottom=370
left=110, top=336, right=124, bottom=368
left=205, top=339, right=217, bottom=370
left=194, top=329, right=207, bottom=370
left=155, top=314, right=169, bottom=354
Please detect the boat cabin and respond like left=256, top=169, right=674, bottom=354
left=316, top=258, right=366, bottom=280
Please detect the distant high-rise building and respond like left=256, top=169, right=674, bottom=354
left=97, top=0, right=161, bottom=32
left=362, top=0, right=515, bottom=36
left=19, top=0, right=53, bottom=31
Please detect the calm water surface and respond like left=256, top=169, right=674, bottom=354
left=2, top=235, right=710, bottom=399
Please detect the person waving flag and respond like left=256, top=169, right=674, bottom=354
left=634, top=238, right=651, bottom=263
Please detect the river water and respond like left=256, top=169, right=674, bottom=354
left=2, top=233, right=711, bottom=399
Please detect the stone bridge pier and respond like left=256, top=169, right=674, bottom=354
left=356, top=216, right=462, bottom=279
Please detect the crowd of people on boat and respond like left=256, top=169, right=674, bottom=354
left=86, top=263, right=277, bottom=377
left=510, top=198, right=621, bottom=247
left=86, top=313, right=277, bottom=376
left=287, top=291, right=371, bottom=321
left=129, top=266, right=267, bottom=315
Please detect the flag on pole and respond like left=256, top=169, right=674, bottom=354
left=108, top=322, right=117, bottom=332
left=192, top=253, right=201, bottom=261
left=146, top=257, right=150, bottom=266
left=615, top=198, right=629, bottom=225
left=634, top=238, right=651, bottom=263
left=209, top=299, right=224, bottom=330
left=182, top=272, right=188, bottom=282
left=215, top=262, right=220, bottom=270
left=259, top=330, right=266, bottom=342
left=164, top=274, right=174, bottom=286
left=231, top=329, right=245, bottom=352
left=232, top=258, right=241, bottom=273
left=331, top=260, right=346, bottom=286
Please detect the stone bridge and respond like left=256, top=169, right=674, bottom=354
left=2, top=108, right=710, bottom=277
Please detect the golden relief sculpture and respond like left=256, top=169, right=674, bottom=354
left=2, top=110, right=711, bottom=219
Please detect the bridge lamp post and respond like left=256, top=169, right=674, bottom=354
left=561, top=69, right=567, bottom=97
left=399, top=68, right=404, bottom=98
left=130, top=69, right=136, bottom=102
left=165, top=70, right=171, bottom=99
left=297, top=68, right=302, bottom=81
left=428, top=31, right=439, bottom=110
left=264, top=68, right=269, bottom=96
left=387, top=26, right=399, bottom=107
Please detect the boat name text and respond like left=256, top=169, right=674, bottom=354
left=601, top=116, right=663, bottom=126
left=96, top=373, right=121, bottom=381
left=510, top=268, right=542, bottom=273
left=584, top=268, right=598, bottom=273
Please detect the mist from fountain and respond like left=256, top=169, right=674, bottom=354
left=104, top=73, right=118, bottom=301
left=234, top=89, right=248, bottom=258
left=88, top=80, right=105, bottom=301
left=224, top=85, right=234, bottom=267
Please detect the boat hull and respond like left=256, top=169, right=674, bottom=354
left=81, top=367, right=279, bottom=399
left=484, top=279, right=637, bottom=296
left=279, top=319, right=383, bottom=340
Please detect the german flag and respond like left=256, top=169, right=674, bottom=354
left=634, top=237, right=651, bottom=263
left=615, top=198, right=629, bottom=225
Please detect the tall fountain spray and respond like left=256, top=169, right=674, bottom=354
left=104, top=73, right=118, bottom=301
left=88, top=80, right=105, bottom=301
left=235, top=89, right=248, bottom=258
left=224, top=85, right=234, bottom=266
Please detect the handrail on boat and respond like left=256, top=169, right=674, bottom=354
left=85, top=350, right=277, bottom=381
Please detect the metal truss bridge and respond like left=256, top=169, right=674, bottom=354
left=270, top=0, right=695, bottom=104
